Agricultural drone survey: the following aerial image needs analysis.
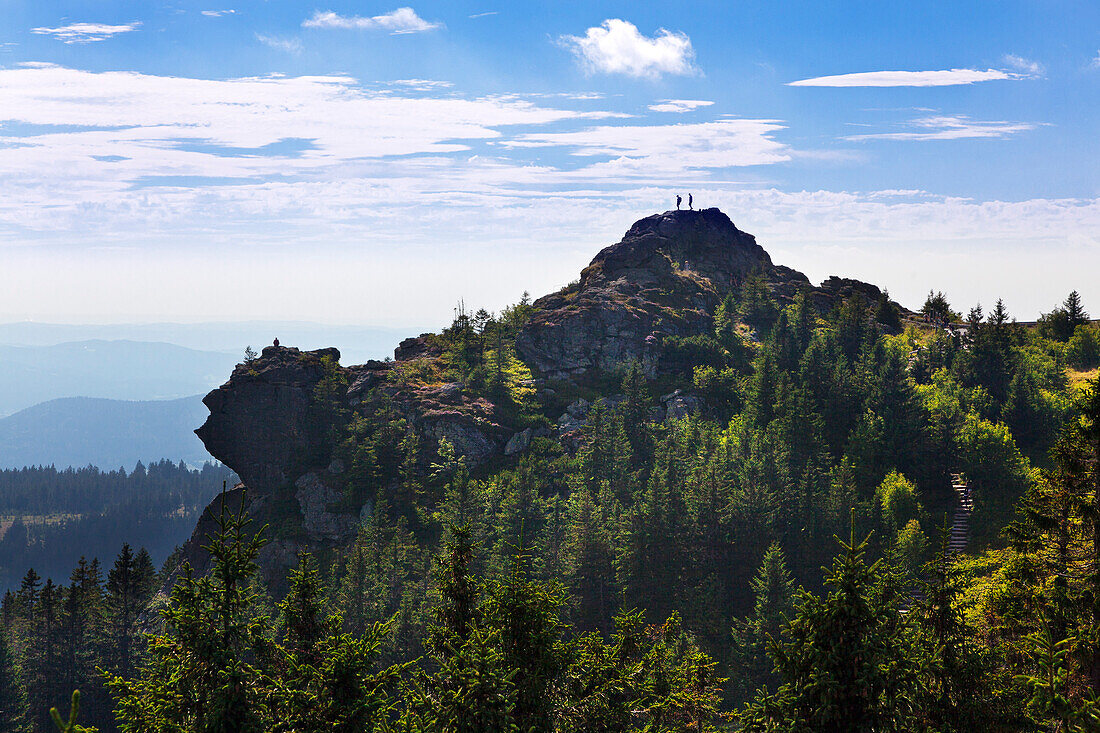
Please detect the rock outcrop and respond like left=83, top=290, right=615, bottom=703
left=517, top=208, right=900, bottom=381
left=182, top=207, right=906, bottom=590
left=196, top=345, right=338, bottom=495
left=188, top=342, right=505, bottom=589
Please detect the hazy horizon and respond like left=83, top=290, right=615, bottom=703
left=2, top=1, right=1098, bottom=324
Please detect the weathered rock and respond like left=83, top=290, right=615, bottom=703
left=665, top=393, right=703, bottom=421
left=188, top=342, right=502, bottom=591
left=295, top=472, right=358, bottom=542
left=505, top=427, right=533, bottom=456
left=394, top=334, right=441, bottom=361
left=195, top=345, right=340, bottom=496
left=180, top=206, right=910, bottom=593
left=419, top=414, right=499, bottom=464
left=517, top=208, right=907, bottom=382
left=346, top=360, right=391, bottom=405
left=566, top=398, right=591, bottom=418
left=435, top=382, right=464, bottom=402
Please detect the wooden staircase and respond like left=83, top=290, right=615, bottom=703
left=901, top=474, right=972, bottom=614
left=947, top=473, right=972, bottom=556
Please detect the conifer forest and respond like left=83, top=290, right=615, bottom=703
left=3, top=274, right=1100, bottom=732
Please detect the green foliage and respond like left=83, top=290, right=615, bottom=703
left=0, top=622, right=28, bottom=732
left=1016, top=625, right=1100, bottom=732
left=875, top=291, right=902, bottom=333
left=1067, top=324, right=1100, bottom=370
left=1038, top=290, right=1091, bottom=342
left=50, top=690, right=96, bottom=733
left=107, top=495, right=273, bottom=732
left=738, top=528, right=924, bottom=732
left=660, top=333, right=728, bottom=375
left=739, top=274, right=779, bottom=334
left=11, top=283, right=1100, bottom=731
left=922, top=290, right=960, bottom=324
left=875, top=470, right=921, bottom=532
left=729, top=543, right=796, bottom=702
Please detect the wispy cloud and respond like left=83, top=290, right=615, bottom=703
left=506, top=119, right=789, bottom=171
left=388, top=79, right=454, bottom=90
left=201, top=10, right=236, bottom=18
left=302, top=7, right=441, bottom=34
left=1091, top=51, right=1100, bottom=69
left=648, top=99, right=714, bottom=113
left=255, top=33, right=302, bottom=54
left=845, top=115, right=1037, bottom=141
left=469, top=11, right=497, bottom=19
left=31, top=22, right=140, bottom=44
left=789, top=68, right=1023, bottom=87
left=1003, top=54, right=1043, bottom=76
left=560, top=19, right=696, bottom=79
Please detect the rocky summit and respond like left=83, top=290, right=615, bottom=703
left=187, top=208, right=904, bottom=585
left=518, top=208, right=898, bottom=380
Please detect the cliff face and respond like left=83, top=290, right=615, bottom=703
left=184, top=207, right=902, bottom=587
left=516, top=208, right=891, bottom=381
left=188, top=344, right=506, bottom=588
left=196, top=345, right=338, bottom=494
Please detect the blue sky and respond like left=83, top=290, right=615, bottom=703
left=1, top=0, right=1098, bottom=326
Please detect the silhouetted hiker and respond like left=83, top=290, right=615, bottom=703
left=273, top=337, right=280, bottom=347
left=676, top=194, right=682, bottom=210
left=688, top=193, right=693, bottom=210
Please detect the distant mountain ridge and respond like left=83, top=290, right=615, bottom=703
left=0, top=339, right=240, bottom=417
left=0, top=321, right=416, bottom=366
left=0, top=395, right=212, bottom=469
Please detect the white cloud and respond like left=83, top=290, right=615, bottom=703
left=789, top=68, right=1020, bottom=87
left=201, top=10, right=236, bottom=17
left=31, top=22, right=141, bottom=44
left=2, top=64, right=1095, bottom=329
left=255, top=33, right=303, bottom=54
left=1091, top=51, right=1100, bottom=69
left=506, top=119, right=789, bottom=170
left=648, top=99, right=714, bottom=113
left=0, top=65, right=611, bottom=206
left=388, top=79, right=454, bottom=90
left=302, top=8, right=441, bottom=34
left=469, top=11, right=497, bottom=18
left=1003, top=54, right=1043, bottom=76
left=560, top=19, right=696, bottom=79
left=845, top=115, right=1037, bottom=141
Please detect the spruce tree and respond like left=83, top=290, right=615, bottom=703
left=107, top=495, right=272, bottom=732
left=1065, top=290, right=1089, bottom=330
left=402, top=526, right=518, bottom=732
left=738, top=526, right=923, bottom=732
left=272, top=552, right=402, bottom=732
left=0, top=625, right=28, bottom=732
left=730, top=543, right=796, bottom=700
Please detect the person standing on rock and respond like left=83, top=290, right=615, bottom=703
left=273, top=337, right=279, bottom=347
left=688, top=193, right=693, bottom=210
left=676, top=194, right=682, bottom=210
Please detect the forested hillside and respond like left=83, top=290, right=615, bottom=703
left=0, top=396, right=213, bottom=470
left=0, top=461, right=234, bottom=591
left=2, top=209, right=1100, bottom=731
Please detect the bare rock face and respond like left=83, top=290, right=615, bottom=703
left=196, top=345, right=339, bottom=494
left=517, top=208, right=902, bottom=382
left=188, top=343, right=504, bottom=591
left=517, top=209, right=763, bottom=380
left=295, top=472, right=358, bottom=542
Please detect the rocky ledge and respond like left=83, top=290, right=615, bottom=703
left=517, top=208, right=901, bottom=381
